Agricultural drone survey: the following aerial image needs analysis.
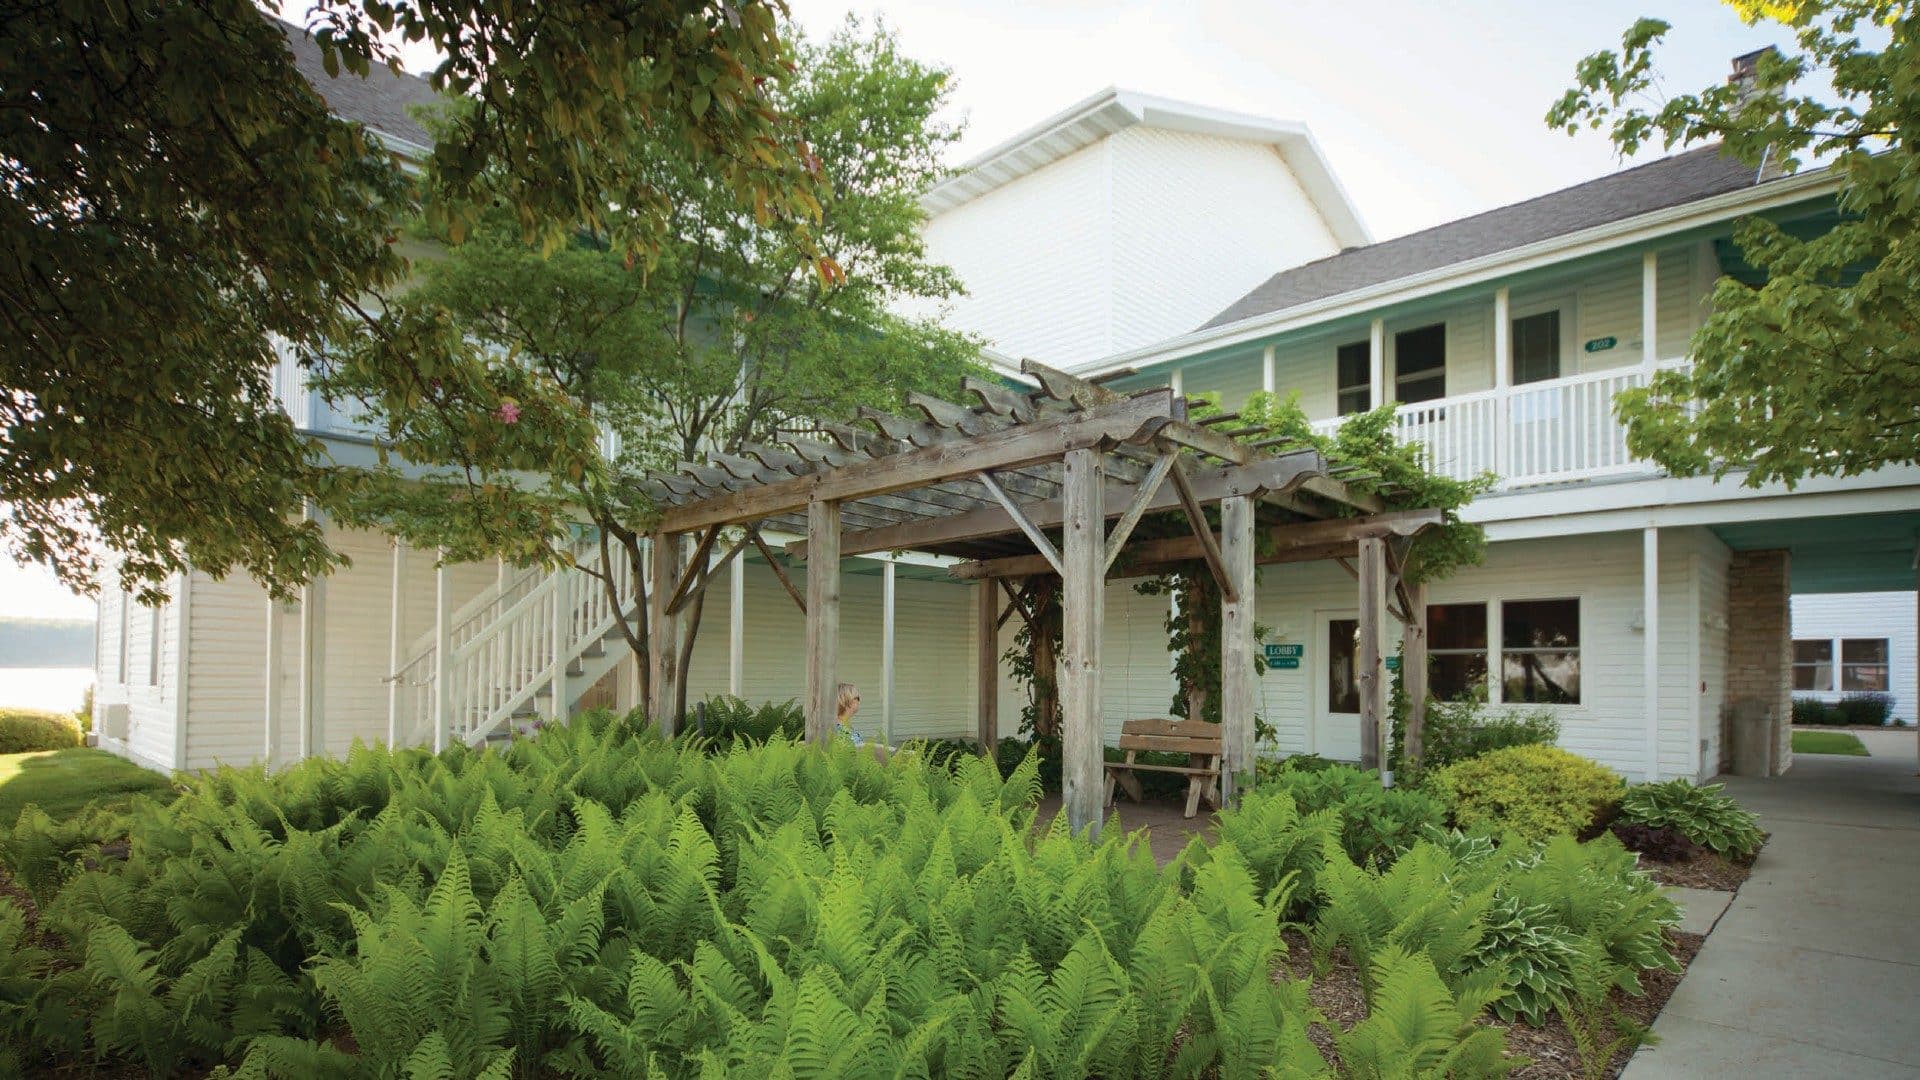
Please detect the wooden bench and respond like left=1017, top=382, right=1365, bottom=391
left=1102, top=718, right=1224, bottom=818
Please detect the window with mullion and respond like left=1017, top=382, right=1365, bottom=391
left=1511, top=309, right=1562, bottom=384
left=1841, top=638, right=1889, bottom=692
left=1394, top=323, right=1446, bottom=404
left=1427, top=602, right=1488, bottom=701
left=1792, top=639, right=1834, bottom=692
left=1501, top=598, right=1580, bottom=704
left=1336, top=341, right=1371, bottom=416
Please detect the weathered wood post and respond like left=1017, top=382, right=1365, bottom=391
left=1219, top=494, right=1257, bottom=802
left=805, top=499, right=841, bottom=745
left=647, top=531, right=682, bottom=735
left=976, top=579, right=998, bottom=751
left=1357, top=536, right=1386, bottom=772
left=1061, top=447, right=1105, bottom=834
left=1402, top=581, right=1429, bottom=774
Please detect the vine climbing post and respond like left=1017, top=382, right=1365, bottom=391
left=1219, top=494, right=1257, bottom=802
left=1402, top=581, right=1429, bottom=773
left=1357, top=536, right=1387, bottom=773
left=1061, top=447, right=1106, bottom=835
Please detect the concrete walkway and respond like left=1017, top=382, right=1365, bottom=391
left=1625, top=750, right=1920, bottom=1078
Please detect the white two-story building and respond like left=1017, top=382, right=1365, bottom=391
left=92, top=47, right=1919, bottom=782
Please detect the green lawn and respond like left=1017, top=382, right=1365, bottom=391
left=0, top=748, right=176, bottom=825
left=1791, top=730, right=1870, bottom=756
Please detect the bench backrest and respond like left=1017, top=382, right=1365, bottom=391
left=1116, top=717, right=1223, bottom=757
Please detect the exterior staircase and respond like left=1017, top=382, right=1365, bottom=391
left=387, top=539, right=642, bottom=747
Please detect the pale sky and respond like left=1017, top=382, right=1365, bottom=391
left=4, top=1, right=1781, bottom=613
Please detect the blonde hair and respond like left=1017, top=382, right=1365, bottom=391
left=836, top=682, right=861, bottom=725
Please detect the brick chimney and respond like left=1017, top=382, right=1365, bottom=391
left=1728, top=47, right=1788, bottom=181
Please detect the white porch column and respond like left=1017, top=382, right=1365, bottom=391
left=386, top=540, right=407, bottom=745
left=297, top=504, right=326, bottom=761
left=728, top=551, right=745, bottom=697
left=1169, top=367, right=1185, bottom=398
left=1061, top=447, right=1106, bottom=834
left=1643, top=526, right=1661, bottom=781
left=1368, top=317, right=1386, bottom=409
left=549, top=563, right=571, bottom=722
left=433, top=553, right=452, bottom=752
left=263, top=595, right=282, bottom=767
left=1494, top=287, right=1512, bottom=480
left=881, top=558, right=896, bottom=748
left=1642, top=250, right=1659, bottom=370
left=1261, top=345, right=1276, bottom=396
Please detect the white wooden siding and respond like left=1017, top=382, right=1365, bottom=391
left=1791, top=591, right=1918, bottom=723
left=1696, top=531, right=1732, bottom=777
left=93, top=576, right=183, bottom=772
left=1107, top=127, right=1338, bottom=352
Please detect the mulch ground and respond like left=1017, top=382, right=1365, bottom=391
left=1633, top=841, right=1758, bottom=891
left=1276, top=928, right=1706, bottom=1079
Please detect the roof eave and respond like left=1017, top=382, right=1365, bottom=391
left=1072, top=166, right=1844, bottom=379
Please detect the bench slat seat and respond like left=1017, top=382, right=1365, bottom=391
left=1103, top=717, right=1223, bottom=818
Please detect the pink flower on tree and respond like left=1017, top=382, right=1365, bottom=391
left=494, top=398, right=521, bottom=425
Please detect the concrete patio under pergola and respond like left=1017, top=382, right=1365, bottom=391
left=640, top=360, right=1443, bottom=833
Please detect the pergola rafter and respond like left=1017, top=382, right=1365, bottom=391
left=640, top=358, right=1445, bottom=833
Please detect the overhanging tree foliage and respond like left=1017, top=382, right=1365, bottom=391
left=1, top=0, right=825, bottom=600
left=1548, top=1, right=1920, bottom=487
left=322, top=19, right=984, bottom=711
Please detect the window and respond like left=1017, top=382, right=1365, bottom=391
left=1502, top=598, right=1580, bottom=704
left=1511, top=310, right=1562, bottom=384
left=1393, top=323, right=1446, bottom=403
left=1841, top=638, right=1890, bottom=692
left=1328, top=618, right=1360, bottom=714
left=1427, top=603, right=1489, bottom=701
left=1793, top=639, right=1835, bottom=691
left=1336, top=341, right=1370, bottom=416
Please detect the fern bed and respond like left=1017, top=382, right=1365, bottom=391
left=0, top=711, right=1693, bottom=1078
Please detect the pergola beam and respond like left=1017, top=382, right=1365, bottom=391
left=950, top=507, right=1443, bottom=581
left=789, top=450, right=1326, bottom=561
left=658, top=390, right=1173, bottom=534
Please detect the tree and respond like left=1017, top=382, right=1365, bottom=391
left=1549, top=2, right=1920, bottom=487
left=321, top=19, right=983, bottom=712
left=1, top=0, right=824, bottom=601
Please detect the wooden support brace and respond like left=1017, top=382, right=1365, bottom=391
left=747, top=529, right=807, bottom=616
left=1167, top=459, right=1235, bottom=603
left=665, top=531, right=750, bottom=617
left=1103, top=451, right=1177, bottom=574
left=977, top=470, right=1064, bottom=576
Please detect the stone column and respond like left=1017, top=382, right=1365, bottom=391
left=1727, top=549, right=1792, bottom=776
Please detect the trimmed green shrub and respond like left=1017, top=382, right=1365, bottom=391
left=1836, top=692, right=1895, bottom=727
left=1428, top=745, right=1625, bottom=844
left=1791, top=696, right=1842, bottom=725
left=0, top=708, right=83, bottom=754
left=1393, top=694, right=1560, bottom=777
left=1617, top=779, right=1763, bottom=860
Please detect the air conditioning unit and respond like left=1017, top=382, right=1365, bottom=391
left=98, top=702, right=130, bottom=741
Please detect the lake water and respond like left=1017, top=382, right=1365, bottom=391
left=0, top=667, right=94, bottom=713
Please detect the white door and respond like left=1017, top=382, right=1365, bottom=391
left=1313, top=612, right=1363, bottom=762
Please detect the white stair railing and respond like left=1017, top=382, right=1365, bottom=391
left=393, top=539, right=642, bottom=748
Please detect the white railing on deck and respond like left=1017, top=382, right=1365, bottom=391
left=390, top=538, right=641, bottom=747
left=1307, top=362, right=1684, bottom=489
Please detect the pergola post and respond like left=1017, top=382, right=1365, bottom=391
left=1219, top=494, right=1257, bottom=802
left=1061, top=447, right=1105, bottom=834
left=976, top=579, right=998, bottom=750
left=805, top=500, right=841, bottom=745
left=648, top=531, right=682, bottom=735
left=1357, top=536, right=1387, bottom=772
left=1402, top=580, right=1429, bottom=773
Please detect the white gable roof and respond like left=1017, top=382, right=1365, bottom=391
left=923, top=87, right=1370, bottom=248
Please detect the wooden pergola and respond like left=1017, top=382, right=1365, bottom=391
left=642, top=360, right=1442, bottom=834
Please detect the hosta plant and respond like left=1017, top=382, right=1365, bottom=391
left=1616, top=779, right=1763, bottom=860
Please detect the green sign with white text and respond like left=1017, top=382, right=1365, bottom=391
left=1264, top=643, right=1303, bottom=670
left=1583, top=336, right=1617, bottom=353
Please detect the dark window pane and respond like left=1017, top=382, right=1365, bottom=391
left=1329, top=619, right=1359, bottom=714
left=1794, top=640, right=1834, bottom=664
left=1502, top=650, right=1580, bottom=704
left=1398, top=373, right=1446, bottom=404
left=1511, top=310, right=1561, bottom=384
left=1793, top=664, right=1831, bottom=692
left=1395, top=324, right=1446, bottom=374
left=1429, top=652, right=1488, bottom=701
left=1338, top=388, right=1370, bottom=416
left=1842, top=666, right=1889, bottom=692
left=1429, top=603, right=1487, bottom=650
left=1842, top=638, right=1888, bottom=665
left=1337, top=341, right=1370, bottom=387
left=1504, top=599, right=1579, bottom=649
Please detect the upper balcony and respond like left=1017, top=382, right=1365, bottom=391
left=1307, top=359, right=1688, bottom=491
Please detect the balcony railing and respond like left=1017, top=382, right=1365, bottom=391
left=1307, top=361, right=1685, bottom=490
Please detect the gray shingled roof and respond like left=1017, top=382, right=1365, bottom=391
left=278, top=19, right=440, bottom=151
left=1200, top=146, right=1769, bottom=331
